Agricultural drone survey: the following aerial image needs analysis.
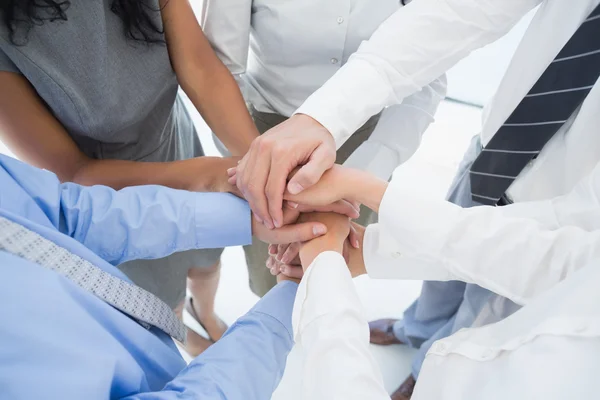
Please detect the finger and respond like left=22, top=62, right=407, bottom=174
left=287, top=143, right=335, bottom=195
left=292, top=200, right=360, bottom=219
left=265, top=151, right=293, bottom=229
left=227, top=167, right=237, bottom=177
left=268, top=244, right=278, bottom=255
left=266, top=257, right=280, bottom=276
left=281, top=242, right=301, bottom=264
left=240, top=141, right=273, bottom=229
left=282, top=207, right=301, bottom=225
left=268, top=222, right=327, bottom=244
left=280, top=264, right=304, bottom=279
left=228, top=174, right=237, bottom=185
left=349, top=223, right=360, bottom=249
left=276, top=244, right=288, bottom=262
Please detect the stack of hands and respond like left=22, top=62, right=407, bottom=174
left=228, top=162, right=374, bottom=284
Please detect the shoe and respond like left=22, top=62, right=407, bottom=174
left=391, top=374, right=416, bottom=400
left=369, top=318, right=404, bottom=345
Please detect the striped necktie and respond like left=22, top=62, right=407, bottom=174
left=470, top=4, right=600, bottom=206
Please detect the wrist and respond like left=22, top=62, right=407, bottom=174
left=347, top=169, right=387, bottom=213
left=300, top=233, right=344, bottom=271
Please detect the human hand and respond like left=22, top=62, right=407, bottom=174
left=281, top=164, right=356, bottom=210
left=267, top=221, right=360, bottom=267
left=298, top=212, right=351, bottom=270
left=345, top=222, right=367, bottom=278
left=252, top=208, right=329, bottom=245
left=267, top=249, right=304, bottom=283
left=231, top=114, right=336, bottom=230
left=188, top=157, right=243, bottom=197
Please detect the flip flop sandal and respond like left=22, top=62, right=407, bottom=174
left=184, top=297, right=228, bottom=343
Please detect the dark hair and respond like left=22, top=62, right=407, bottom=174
left=1, top=0, right=165, bottom=45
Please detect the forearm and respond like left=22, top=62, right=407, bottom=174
left=161, top=0, right=258, bottom=157
left=345, top=170, right=388, bottom=213
left=180, top=63, right=259, bottom=156
left=72, top=156, right=234, bottom=192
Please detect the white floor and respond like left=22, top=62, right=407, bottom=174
left=0, top=96, right=482, bottom=397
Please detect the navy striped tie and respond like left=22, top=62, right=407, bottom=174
left=470, top=4, right=600, bottom=206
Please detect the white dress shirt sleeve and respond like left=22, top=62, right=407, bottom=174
left=296, top=0, right=543, bottom=148
left=292, top=251, right=390, bottom=400
left=343, top=74, right=447, bottom=180
left=200, top=0, right=252, bottom=96
left=364, top=161, right=600, bottom=305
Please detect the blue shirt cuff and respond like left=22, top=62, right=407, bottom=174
left=250, top=281, right=298, bottom=337
left=194, top=192, right=252, bottom=249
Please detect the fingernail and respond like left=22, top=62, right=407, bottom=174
left=227, top=168, right=234, bottom=173
left=354, top=239, right=360, bottom=249
left=288, top=182, right=304, bottom=195
left=265, top=220, right=274, bottom=230
left=254, top=214, right=263, bottom=224
left=268, top=247, right=277, bottom=255
left=274, top=219, right=282, bottom=228
left=237, top=160, right=241, bottom=164
left=313, top=224, right=327, bottom=235
left=287, top=201, right=299, bottom=209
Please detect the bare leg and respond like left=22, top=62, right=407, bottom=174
left=182, top=261, right=228, bottom=356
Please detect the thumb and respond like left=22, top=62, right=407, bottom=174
left=287, top=144, right=335, bottom=195
left=270, top=222, right=328, bottom=244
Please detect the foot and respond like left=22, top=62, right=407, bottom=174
left=184, top=328, right=214, bottom=357
left=196, top=311, right=228, bottom=342
left=184, top=297, right=228, bottom=341
left=391, top=375, right=417, bottom=400
left=369, top=319, right=404, bottom=345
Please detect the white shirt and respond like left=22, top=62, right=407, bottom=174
left=297, top=0, right=600, bottom=201
left=292, top=161, right=600, bottom=399
left=201, top=0, right=446, bottom=180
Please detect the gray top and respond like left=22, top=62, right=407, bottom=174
left=0, top=0, right=202, bottom=162
left=0, top=2, right=219, bottom=308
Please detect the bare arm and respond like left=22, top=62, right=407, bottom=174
left=160, top=0, right=259, bottom=156
left=0, top=72, right=235, bottom=192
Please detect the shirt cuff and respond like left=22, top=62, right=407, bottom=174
left=250, top=281, right=298, bottom=337
left=378, top=174, right=462, bottom=258
left=292, top=251, right=362, bottom=338
left=342, top=141, right=400, bottom=181
left=194, top=192, right=252, bottom=249
left=295, top=58, right=416, bottom=149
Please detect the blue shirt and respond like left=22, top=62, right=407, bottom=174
left=0, top=155, right=298, bottom=399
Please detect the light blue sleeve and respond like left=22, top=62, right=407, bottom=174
left=0, top=154, right=252, bottom=265
left=58, top=183, right=252, bottom=265
left=124, top=281, right=298, bottom=400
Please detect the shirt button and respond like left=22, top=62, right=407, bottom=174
left=337, top=16, right=344, bottom=24
left=392, top=251, right=401, bottom=259
left=330, top=58, right=339, bottom=64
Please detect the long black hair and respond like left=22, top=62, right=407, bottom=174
left=1, top=0, right=164, bottom=45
